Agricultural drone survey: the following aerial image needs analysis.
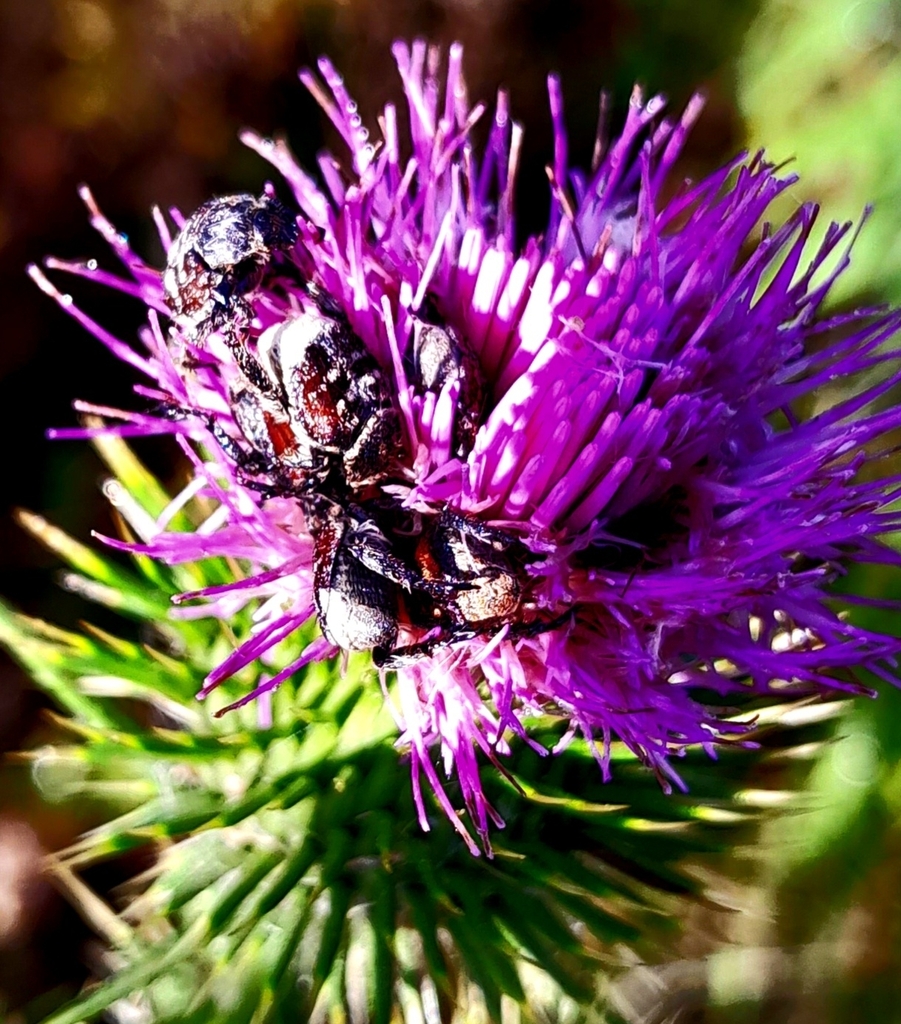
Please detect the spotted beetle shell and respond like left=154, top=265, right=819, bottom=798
left=163, top=193, right=297, bottom=325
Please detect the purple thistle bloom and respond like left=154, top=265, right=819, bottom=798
left=31, top=41, right=901, bottom=854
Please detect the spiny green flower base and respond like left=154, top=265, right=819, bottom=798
left=0, top=437, right=838, bottom=1024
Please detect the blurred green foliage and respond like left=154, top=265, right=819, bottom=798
left=739, top=0, right=901, bottom=307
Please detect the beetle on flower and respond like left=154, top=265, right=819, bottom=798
left=30, top=40, right=901, bottom=854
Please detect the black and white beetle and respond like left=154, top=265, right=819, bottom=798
left=164, top=193, right=298, bottom=392
left=406, top=310, right=487, bottom=459
left=235, top=308, right=403, bottom=491
left=372, top=509, right=522, bottom=666
left=373, top=508, right=569, bottom=667
left=178, top=306, right=403, bottom=499
left=302, top=494, right=468, bottom=653
left=417, top=509, right=524, bottom=629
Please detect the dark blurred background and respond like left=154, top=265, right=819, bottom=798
left=2, top=0, right=901, bottom=1019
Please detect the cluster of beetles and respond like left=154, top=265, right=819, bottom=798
left=162, top=192, right=561, bottom=666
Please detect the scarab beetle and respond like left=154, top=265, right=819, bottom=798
left=302, top=495, right=468, bottom=653
left=372, top=509, right=523, bottom=665
left=200, top=308, right=402, bottom=498
left=164, top=193, right=298, bottom=392
left=255, top=310, right=403, bottom=489
left=164, top=192, right=297, bottom=333
left=373, top=508, right=568, bottom=667
left=406, top=311, right=487, bottom=459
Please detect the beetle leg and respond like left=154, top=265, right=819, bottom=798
left=152, top=400, right=264, bottom=470
left=372, top=628, right=479, bottom=668
left=373, top=611, right=575, bottom=669
left=207, top=303, right=279, bottom=399
left=438, top=508, right=522, bottom=551
left=344, top=530, right=472, bottom=599
left=155, top=398, right=317, bottom=499
left=343, top=406, right=403, bottom=486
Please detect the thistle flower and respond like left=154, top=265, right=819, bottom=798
left=30, top=40, right=901, bottom=855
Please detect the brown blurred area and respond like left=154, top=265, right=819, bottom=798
left=0, top=0, right=756, bottom=1016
